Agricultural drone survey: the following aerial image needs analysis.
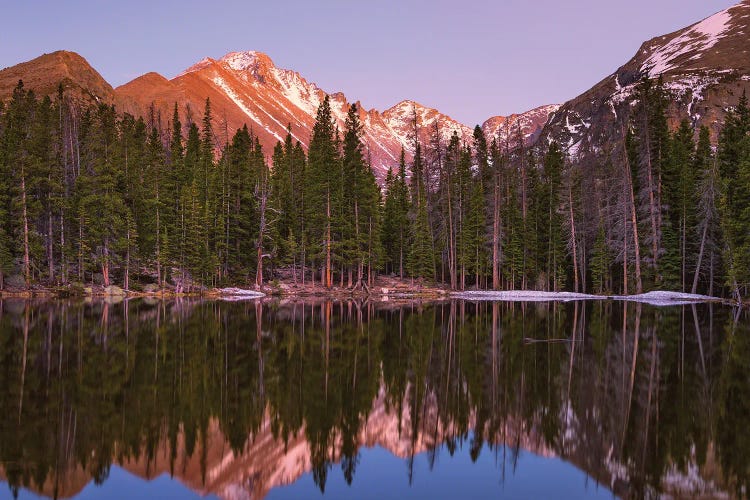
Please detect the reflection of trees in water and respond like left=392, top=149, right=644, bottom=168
left=0, top=299, right=745, bottom=498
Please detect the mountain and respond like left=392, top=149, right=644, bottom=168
left=115, top=50, right=555, bottom=180
left=0, top=50, right=113, bottom=104
left=0, top=50, right=556, bottom=182
left=541, top=0, right=750, bottom=161
left=483, top=104, right=561, bottom=148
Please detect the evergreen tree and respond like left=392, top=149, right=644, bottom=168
left=271, top=126, right=306, bottom=280
left=718, top=90, right=750, bottom=299
left=381, top=148, right=410, bottom=278
left=304, top=96, right=339, bottom=287
left=692, top=126, right=721, bottom=295
left=666, top=120, right=698, bottom=290
left=341, top=104, right=381, bottom=285
left=632, top=77, right=671, bottom=286
left=75, top=104, right=131, bottom=286
left=407, top=140, right=434, bottom=280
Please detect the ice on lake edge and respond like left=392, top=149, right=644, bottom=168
left=451, top=290, right=724, bottom=306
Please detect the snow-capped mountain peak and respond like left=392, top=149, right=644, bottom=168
left=219, top=50, right=277, bottom=83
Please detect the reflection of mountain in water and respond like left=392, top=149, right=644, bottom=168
left=0, top=299, right=746, bottom=499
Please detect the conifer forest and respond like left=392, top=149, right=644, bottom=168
left=1, top=79, right=749, bottom=300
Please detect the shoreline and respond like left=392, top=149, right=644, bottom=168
left=0, top=282, right=736, bottom=306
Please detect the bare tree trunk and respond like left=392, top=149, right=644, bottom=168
left=643, top=133, right=660, bottom=278
left=256, top=181, right=269, bottom=288
left=492, top=181, right=501, bottom=290
left=447, top=172, right=456, bottom=289
left=102, top=237, right=110, bottom=287
left=156, top=195, right=161, bottom=288
left=21, top=167, right=31, bottom=288
left=60, top=213, right=67, bottom=284
left=624, top=218, right=629, bottom=295
left=625, top=152, right=643, bottom=293
left=125, top=227, right=131, bottom=290
left=78, top=215, right=84, bottom=281
left=47, top=206, right=55, bottom=282
left=325, top=192, right=332, bottom=289
left=691, top=224, right=708, bottom=294
left=568, top=185, right=579, bottom=293
left=399, top=228, right=404, bottom=280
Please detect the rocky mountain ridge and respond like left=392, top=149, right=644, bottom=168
left=0, top=49, right=555, bottom=181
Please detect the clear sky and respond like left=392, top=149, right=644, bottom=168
left=0, top=0, right=740, bottom=125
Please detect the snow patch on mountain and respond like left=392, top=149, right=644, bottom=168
left=482, top=104, right=560, bottom=148
left=211, top=75, right=284, bottom=142
left=220, top=51, right=262, bottom=72
left=272, top=68, right=322, bottom=117
left=642, top=8, right=733, bottom=76
left=382, top=100, right=474, bottom=154
left=178, top=57, right=213, bottom=77
left=664, top=73, right=725, bottom=118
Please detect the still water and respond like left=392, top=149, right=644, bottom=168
left=0, top=298, right=746, bottom=499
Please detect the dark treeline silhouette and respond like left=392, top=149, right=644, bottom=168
left=0, top=298, right=747, bottom=498
left=1, top=79, right=749, bottom=298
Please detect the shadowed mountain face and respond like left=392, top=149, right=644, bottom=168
left=541, top=0, right=750, bottom=161
left=0, top=298, right=746, bottom=499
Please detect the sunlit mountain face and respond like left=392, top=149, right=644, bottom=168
left=0, top=299, right=746, bottom=499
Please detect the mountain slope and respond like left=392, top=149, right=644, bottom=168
left=0, top=50, right=113, bottom=103
left=540, top=0, right=750, bottom=160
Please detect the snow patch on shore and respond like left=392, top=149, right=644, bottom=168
left=216, top=288, right=265, bottom=301
left=615, top=290, right=719, bottom=306
left=452, top=290, right=721, bottom=306
left=454, top=291, right=600, bottom=302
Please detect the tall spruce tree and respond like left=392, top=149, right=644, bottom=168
left=305, top=96, right=339, bottom=287
left=718, top=90, right=750, bottom=299
left=381, top=148, right=410, bottom=278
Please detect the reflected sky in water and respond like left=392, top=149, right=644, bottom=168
left=268, top=439, right=614, bottom=500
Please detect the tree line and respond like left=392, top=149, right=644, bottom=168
left=0, top=78, right=749, bottom=297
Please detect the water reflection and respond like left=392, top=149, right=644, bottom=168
left=0, top=299, right=746, bottom=499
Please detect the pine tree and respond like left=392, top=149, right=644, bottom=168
left=381, top=149, right=411, bottom=278
left=198, top=99, right=218, bottom=284
left=0, top=98, right=12, bottom=288
left=692, top=126, right=721, bottom=295
left=540, top=142, right=567, bottom=291
left=271, top=127, right=305, bottom=279
left=665, top=120, right=698, bottom=290
left=632, top=77, right=670, bottom=286
left=168, top=104, right=186, bottom=287
left=407, top=198, right=434, bottom=280
left=718, top=90, right=750, bottom=299
left=305, top=96, right=339, bottom=287
left=407, top=139, right=434, bottom=281
left=75, top=104, right=131, bottom=287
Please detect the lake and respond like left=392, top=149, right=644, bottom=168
left=0, top=298, right=746, bottom=499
